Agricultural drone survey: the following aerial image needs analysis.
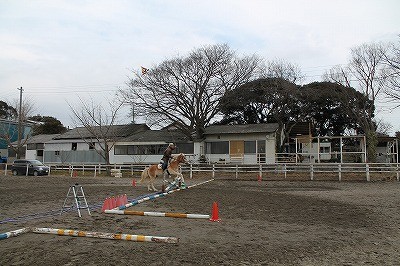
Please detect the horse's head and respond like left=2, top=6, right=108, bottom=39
left=175, top=153, right=187, bottom=164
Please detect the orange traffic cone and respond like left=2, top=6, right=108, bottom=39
left=257, top=174, right=262, bottom=182
left=209, top=201, right=221, bottom=222
left=72, top=170, right=78, bottom=177
left=123, top=194, right=128, bottom=205
left=116, top=195, right=122, bottom=207
left=110, top=197, right=116, bottom=209
left=132, top=179, right=136, bottom=187
left=101, top=197, right=110, bottom=212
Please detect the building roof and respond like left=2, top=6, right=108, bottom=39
left=54, top=124, right=149, bottom=140
left=0, top=118, right=37, bottom=126
left=204, top=123, right=279, bottom=135
left=26, top=134, right=60, bottom=144
left=120, top=129, right=190, bottom=143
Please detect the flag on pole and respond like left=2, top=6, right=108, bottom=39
left=141, top=66, right=149, bottom=75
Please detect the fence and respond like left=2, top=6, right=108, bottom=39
left=1, top=162, right=399, bottom=182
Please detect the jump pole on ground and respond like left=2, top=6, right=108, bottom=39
left=32, top=227, right=179, bottom=244
left=105, top=209, right=210, bottom=219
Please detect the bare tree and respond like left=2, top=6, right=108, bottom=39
left=0, top=97, right=36, bottom=159
left=323, top=42, right=389, bottom=162
left=68, top=97, right=124, bottom=174
left=259, top=59, right=305, bottom=84
left=0, top=120, right=31, bottom=159
left=12, top=96, right=36, bottom=122
left=381, top=37, right=400, bottom=107
left=375, top=118, right=393, bottom=136
left=322, top=65, right=352, bottom=87
left=121, top=44, right=260, bottom=139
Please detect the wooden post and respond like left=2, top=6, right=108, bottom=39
left=284, top=164, right=287, bottom=179
left=235, top=165, right=238, bottom=179
left=338, top=164, right=342, bottom=181
left=366, top=164, right=370, bottom=182
left=310, top=164, right=314, bottom=181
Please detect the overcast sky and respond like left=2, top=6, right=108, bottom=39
left=1, top=0, right=399, bottom=134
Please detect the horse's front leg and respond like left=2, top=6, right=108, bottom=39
left=147, top=175, right=156, bottom=191
left=174, top=173, right=185, bottom=188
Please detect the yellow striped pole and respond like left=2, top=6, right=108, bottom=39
left=32, top=227, right=178, bottom=244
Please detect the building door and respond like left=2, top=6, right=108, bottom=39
left=230, top=141, right=244, bottom=156
left=257, top=140, right=266, bottom=163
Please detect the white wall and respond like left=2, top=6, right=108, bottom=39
left=265, top=135, right=276, bottom=164
left=205, top=132, right=277, bottom=164
left=41, top=132, right=278, bottom=165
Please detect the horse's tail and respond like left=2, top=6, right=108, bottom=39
left=139, top=168, right=148, bottom=183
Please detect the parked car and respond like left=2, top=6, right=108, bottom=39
left=11, top=159, right=49, bottom=176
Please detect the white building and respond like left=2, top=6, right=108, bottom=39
left=23, top=123, right=280, bottom=165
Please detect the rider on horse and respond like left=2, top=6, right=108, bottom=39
left=162, top=143, right=175, bottom=179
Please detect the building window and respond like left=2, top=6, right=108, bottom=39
left=27, top=143, right=36, bottom=150
left=113, top=144, right=194, bottom=155
left=27, top=143, right=45, bottom=150
left=257, top=140, right=265, bottom=153
left=206, top=141, right=229, bottom=154
left=127, top=145, right=135, bottom=155
left=175, top=143, right=194, bottom=154
left=244, top=141, right=256, bottom=154
left=37, top=150, right=44, bottom=156
left=55, top=151, right=60, bottom=156
left=320, top=146, right=330, bottom=153
left=114, top=145, right=127, bottom=155
left=72, top=143, right=77, bottom=151
left=88, top=142, right=95, bottom=150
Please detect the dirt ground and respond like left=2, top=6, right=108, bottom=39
left=1, top=174, right=400, bottom=265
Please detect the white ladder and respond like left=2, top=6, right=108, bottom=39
left=60, top=184, right=91, bottom=217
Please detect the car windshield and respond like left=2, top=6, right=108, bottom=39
left=30, top=160, right=44, bottom=166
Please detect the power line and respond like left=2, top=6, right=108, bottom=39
left=25, top=89, right=119, bottom=95
left=28, top=83, right=125, bottom=89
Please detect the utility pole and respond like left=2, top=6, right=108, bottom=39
left=17, top=87, right=23, bottom=159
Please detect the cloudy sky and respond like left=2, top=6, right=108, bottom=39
left=1, top=0, right=399, bottom=133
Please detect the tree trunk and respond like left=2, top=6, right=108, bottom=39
left=365, top=130, right=378, bottom=163
left=104, top=142, right=111, bottom=176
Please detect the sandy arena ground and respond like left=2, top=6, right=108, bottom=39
left=1, top=174, right=400, bottom=265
